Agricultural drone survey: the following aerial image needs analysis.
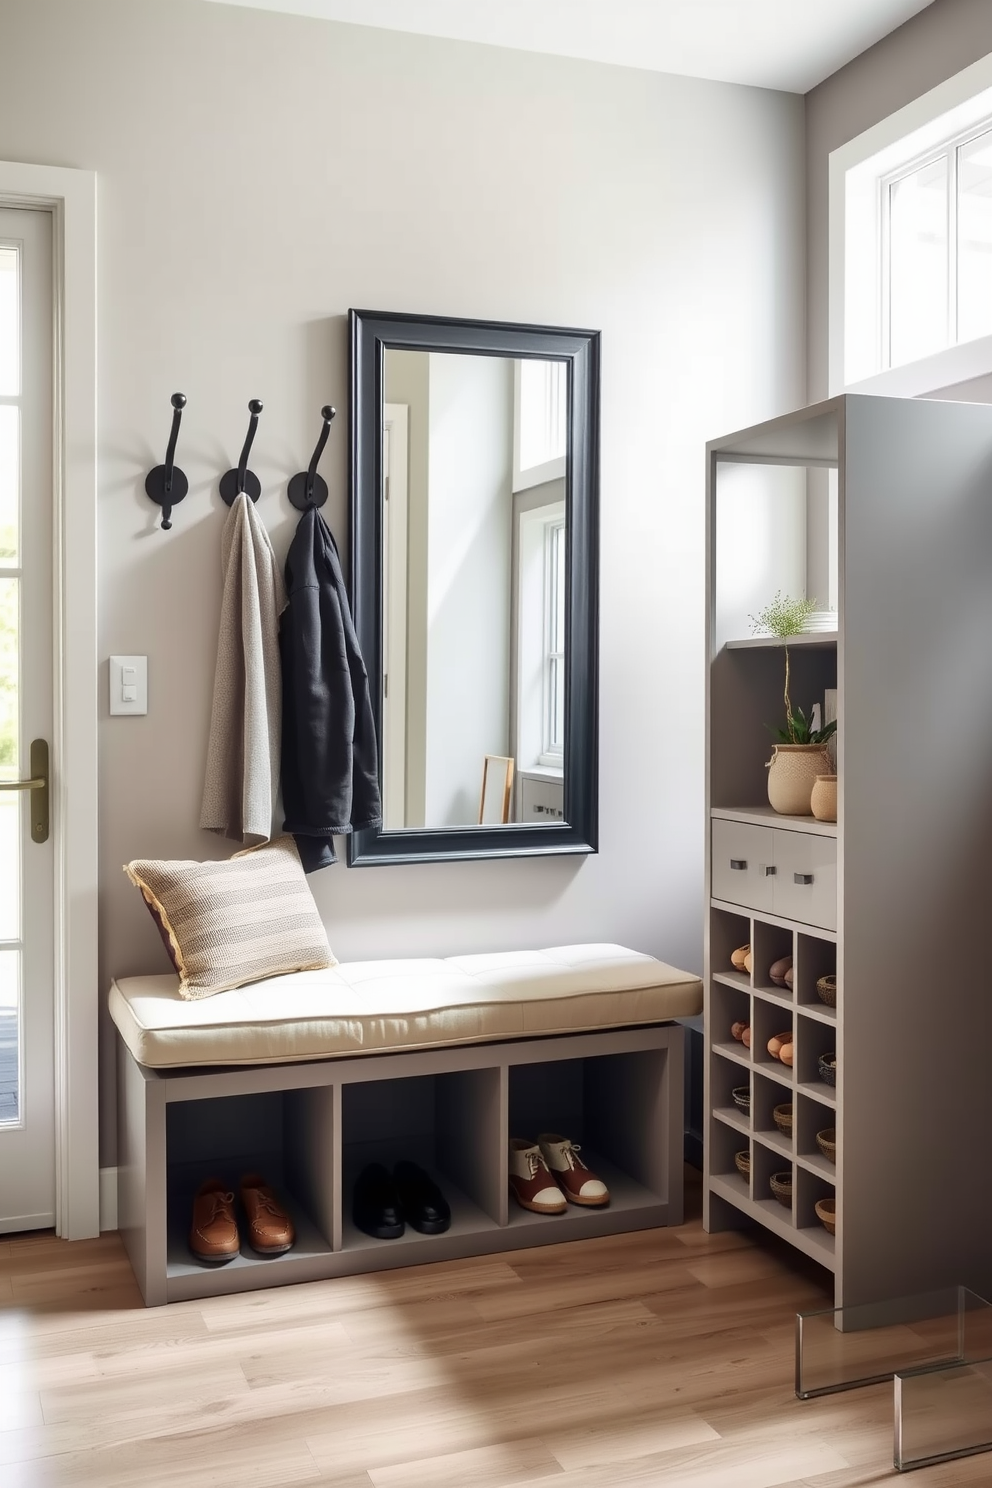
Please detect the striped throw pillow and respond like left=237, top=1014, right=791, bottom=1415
left=124, top=837, right=336, bottom=999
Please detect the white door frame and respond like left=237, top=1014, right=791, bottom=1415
left=0, top=161, right=98, bottom=1240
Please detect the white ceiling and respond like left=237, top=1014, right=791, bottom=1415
left=201, top=0, right=935, bottom=93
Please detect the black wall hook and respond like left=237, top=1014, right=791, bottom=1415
left=220, top=399, right=263, bottom=505
left=144, top=393, right=189, bottom=530
left=288, top=405, right=336, bottom=511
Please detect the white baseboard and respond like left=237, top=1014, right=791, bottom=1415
left=99, top=1166, right=118, bottom=1232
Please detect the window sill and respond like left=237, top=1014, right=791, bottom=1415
left=518, top=765, right=564, bottom=783
left=846, top=332, right=992, bottom=399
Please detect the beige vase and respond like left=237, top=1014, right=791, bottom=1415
left=766, top=745, right=833, bottom=816
left=810, top=773, right=838, bottom=822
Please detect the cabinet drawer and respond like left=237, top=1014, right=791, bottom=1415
left=711, top=820, right=775, bottom=913
left=772, top=830, right=837, bottom=931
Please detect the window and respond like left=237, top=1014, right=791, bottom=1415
left=830, top=55, right=992, bottom=394
left=516, top=500, right=566, bottom=774
left=513, top=359, right=566, bottom=491
left=883, top=123, right=992, bottom=370
left=543, top=516, right=566, bottom=763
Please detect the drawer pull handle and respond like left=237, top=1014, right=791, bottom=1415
left=761, top=865, right=776, bottom=877
left=794, top=872, right=814, bottom=886
left=730, top=859, right=747, bottom=870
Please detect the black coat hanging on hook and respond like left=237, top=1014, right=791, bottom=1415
left=145, top=393, right=188, bottom=530
left=288, top=406, right=335, bottom=511
left=220, top=399, right=263, bottom=504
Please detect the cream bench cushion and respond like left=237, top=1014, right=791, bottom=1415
left=109, top=942, right=703, bottom=1070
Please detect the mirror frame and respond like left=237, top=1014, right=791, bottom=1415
left=348, top=308, right=599, bottom=866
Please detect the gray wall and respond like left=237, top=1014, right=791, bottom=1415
left=806, top=0, right=992, bottom=400
left=0, top=0, right=805, bottom=1164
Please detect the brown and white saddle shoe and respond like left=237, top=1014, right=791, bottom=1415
left=537, top=1133, right=610, bottom=1207
left=508, top=1139, right=567, bottom=1214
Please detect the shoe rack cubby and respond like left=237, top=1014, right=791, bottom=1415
left=705, top=394, right=992, bottom=1312
left=118, top=1021, right=684, bottom=1306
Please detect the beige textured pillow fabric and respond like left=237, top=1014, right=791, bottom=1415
left=124, top=836, right=336, bottom=999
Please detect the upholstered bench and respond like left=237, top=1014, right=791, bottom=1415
left=111, top=943, right=702, bottom=1305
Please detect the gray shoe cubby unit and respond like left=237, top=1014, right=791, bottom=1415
left=704, top=394, right=992, bottom=1311
left=118, top=1023, right=684, bottom=1305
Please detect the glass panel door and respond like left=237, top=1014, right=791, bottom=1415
left=0, top=206, right=55, bottom=1230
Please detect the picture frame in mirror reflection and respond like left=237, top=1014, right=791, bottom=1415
left=349, top=309, right=600, bottom=866
left=479, top=755, right=515, bottom=826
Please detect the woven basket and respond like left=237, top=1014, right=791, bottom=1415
left=734, top=1150, right=751, bottom=1178
left=731, top=1085, right=750, bottom=1112
left=815, top=1197, right=836, bottom=1235
left=816, top=974, right=837, bottom=1008
left=769, top=1170, right=793, bottom=1207
left=772, top=1103, right=793, bottom=1136
left=815, top=1128, right=836, bottom=1163
left=818, top=1053, right=837, bottom=1087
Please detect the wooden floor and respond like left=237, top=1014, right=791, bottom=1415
left=1, top=1169, right=990, bottom=1487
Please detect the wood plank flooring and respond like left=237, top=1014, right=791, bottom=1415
left=1, top=1169, right=990, bottom=1487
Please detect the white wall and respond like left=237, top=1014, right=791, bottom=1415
left=425, top=352, right=512, bottom=827
left=0, top=0, right=805, bottom=1161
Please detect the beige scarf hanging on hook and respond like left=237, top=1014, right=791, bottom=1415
left=200, top=491, right=287, bottom=846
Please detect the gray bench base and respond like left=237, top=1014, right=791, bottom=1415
left=117, top=1022, right=684, bottom=1306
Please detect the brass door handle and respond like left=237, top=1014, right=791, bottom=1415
left=0, top=739, right=49, bottom=842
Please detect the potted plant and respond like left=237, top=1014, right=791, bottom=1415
left=750, top=593, right=837, bottom=816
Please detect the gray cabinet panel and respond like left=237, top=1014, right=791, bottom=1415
left=711, top=819, right=775, bottom=912
left=772, top=831, right=837, bottom=931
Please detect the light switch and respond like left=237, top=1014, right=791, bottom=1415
left=109, top=655, right=148, bottom=716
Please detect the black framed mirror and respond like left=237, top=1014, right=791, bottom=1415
left=348, top=308, right=599, bottom=866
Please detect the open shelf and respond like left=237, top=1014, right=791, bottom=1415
left=712, top=805, right=837, bottom=838
left=723, top=632, right=837, bottom=651
left=796, top=1078, right=836, bottom=1110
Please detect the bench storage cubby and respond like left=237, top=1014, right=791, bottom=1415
left=114, top=944, right=701, bottom=1305
left=119, top=1024, right=685, bottom=1305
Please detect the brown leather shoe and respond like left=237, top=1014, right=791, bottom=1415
left=240, top=1173, right=295, bottom=1254
left=537, top=1133, right=610, bottom=1207
left=189, top=1178, right=239, bottom=1263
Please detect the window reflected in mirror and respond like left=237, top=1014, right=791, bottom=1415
left=380, top=349, right=567, bottom=831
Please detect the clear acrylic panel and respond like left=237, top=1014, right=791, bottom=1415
left=889, top=158, right=949, bottom=368
left=0, top=405, right=20, bottom=563
left=957, top=130, right=992, bottom=345
left=0, top=949, right=20, bottom=1125
left=0, top=247, right=17, bottom=397
left=896, top=1355, right=992, bottom=1472
left=0, top=577, right=18, bottom=779
left=796, top=1287, right=992, bottom=1399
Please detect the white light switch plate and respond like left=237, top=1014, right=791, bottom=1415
left=109, top=655, right=148, bottom=715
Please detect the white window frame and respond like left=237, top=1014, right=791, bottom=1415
left=830, top=50, right=992, bottom=397
left=540, top=515, right=565, bottom=767
left=0, top=161, right=98, bottom=1240
left=515, top=498, right=565, bottom=777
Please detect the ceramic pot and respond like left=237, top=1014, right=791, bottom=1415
left=811, top=773, right=838, bottom=822
left=766, top=745, right=833, bottom=816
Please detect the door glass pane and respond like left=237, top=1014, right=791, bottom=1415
left=0, top=795, right=19, bottom=942
left=889, top=158, right=949, bottom=368
left=0, top=406, right=19, bottom=563
left=958, top=131, right=992, bottom=344
left=0, top=578, right=17, bottom=778
left=0, top=247, right=17, bottom=397
left=0, top=950, right=20, bottom=1125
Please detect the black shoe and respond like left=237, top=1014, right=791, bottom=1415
left=353, top=1163, right=404, bottom=1239
left=394, top=1160, right=451, bottom=1235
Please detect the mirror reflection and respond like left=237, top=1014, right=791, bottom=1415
left=381, top=349, right=568, bottom=830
